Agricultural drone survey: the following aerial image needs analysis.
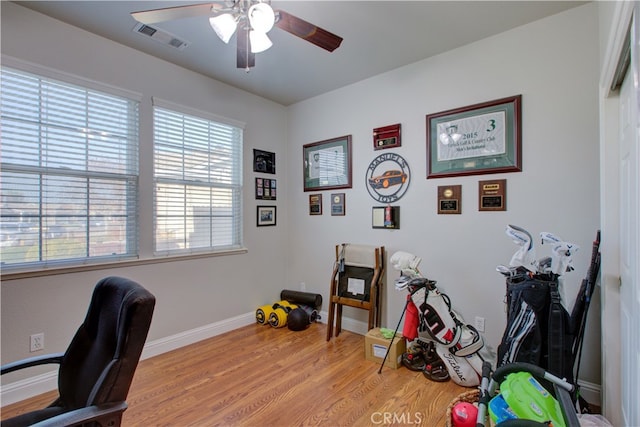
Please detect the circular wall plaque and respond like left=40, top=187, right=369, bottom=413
left=365, top=153, right=411, bottom=203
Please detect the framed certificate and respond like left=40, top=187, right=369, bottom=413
left=303, top=135, right=352, bottom=192
left=426, top=95, right=522, bottom=178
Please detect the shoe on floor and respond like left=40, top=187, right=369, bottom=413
left=422, top=359, right=450, bottom=382
left=401, top=352, right=426, bottom=371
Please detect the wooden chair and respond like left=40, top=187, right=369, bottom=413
left=326, top=244, right=385, bottom=341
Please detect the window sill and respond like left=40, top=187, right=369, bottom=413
left=0, top=248, right=249, bottom=281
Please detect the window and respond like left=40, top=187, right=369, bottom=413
left=153, top=100, right=243, bottom=254
left=0, top=66, right=139, bottom=270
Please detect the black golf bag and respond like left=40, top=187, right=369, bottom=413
left=497, top=231, right=600, bottom=408
left=497, top=273, right=574, bottom=384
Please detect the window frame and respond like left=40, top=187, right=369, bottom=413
left=151, top=98, right=245, bottom=256
left=0, top=57, right=142, bottom=274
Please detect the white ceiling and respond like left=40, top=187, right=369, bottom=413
left=14, top=1, right=587, bottom=106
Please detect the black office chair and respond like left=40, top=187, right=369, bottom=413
left=1, top=276, right=156, bottom=427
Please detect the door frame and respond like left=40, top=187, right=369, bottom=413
left=599, top=2, right=636, bottom=425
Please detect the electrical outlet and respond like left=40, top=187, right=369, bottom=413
left=474, top=316, right=485, bottom=333
left=30, top=333, right=44, bottom=352
left=300, top=282, right=306, bottom=291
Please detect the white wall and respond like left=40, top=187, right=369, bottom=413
left=1, top=1, right=288, bottom=384
left=285, top=3, right=602, bottom=387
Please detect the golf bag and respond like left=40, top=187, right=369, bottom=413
left=497, top=228, right=601, bottom=409
left=409, top=279, right=486, bottom=387
left=497, top=272, right=574, bottom=384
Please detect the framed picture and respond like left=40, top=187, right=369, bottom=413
left=373, top=123, right=401, bottom=150
left=253, top=149, right=276, bottom=174
left=426, top=95, right=522, bottom=179
left=372, top=206, right=400, bottom=229
left=331, top=193, right=345, bottom=216
left=303, top=135, right=352, bottom=192
left=256, top=205, right=276, bottom=226
left=309, top=194, right=322, bottom=215
left=255, top=178, right=276, bottom=200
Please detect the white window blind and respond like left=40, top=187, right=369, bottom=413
left=0, top=66, right=139, bottom=270
left=153, top=104, right=243, bottom=254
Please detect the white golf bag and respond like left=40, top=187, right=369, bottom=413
left=410, top=283, right=486, bottom=387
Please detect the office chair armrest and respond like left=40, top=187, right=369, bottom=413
left=30, top=402, right=128, bottom=427
left=1, top=352, right=64, bottom=375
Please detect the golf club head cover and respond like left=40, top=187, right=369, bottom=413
left=540, top=231, right=579, bottom=275
left=550, top=241, right=580, bottom=275
left=390, top=251, right=422, bottom=275
left=540, top=231, right=563, bottom=245
left=506, top=224, right=537, bottom=273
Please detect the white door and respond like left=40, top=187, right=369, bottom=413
left=619, top=5, right=639, bottom=426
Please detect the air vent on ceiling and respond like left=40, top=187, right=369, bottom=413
left=133, top=22, right=189, bottom=50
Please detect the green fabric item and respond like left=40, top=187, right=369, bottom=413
left=380, top=328, right=395, bottom=339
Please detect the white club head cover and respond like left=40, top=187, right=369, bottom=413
left=551, top=241, right=580, bottom=275
left=506, top=225, right=537, bottom=273
left=540, top=231, right=563, bottom=245
left=541, top=232, right=579, bottom=275
left=390, top=251, right=422, bottom=275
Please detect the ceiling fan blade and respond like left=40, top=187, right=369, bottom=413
left=274, top=10, right=343, bottom=52
left=237, top=27, right=255, bottom=70
left=131, top=3, right=224, bottom=25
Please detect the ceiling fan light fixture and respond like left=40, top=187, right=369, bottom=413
left=249, top=30, right=272, bottom=53
left=209, top=13, right=238, bottom=44
left=248, top=3, right=275, bottom=33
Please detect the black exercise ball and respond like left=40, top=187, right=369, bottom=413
left=287, top=307, right=310, bottom=331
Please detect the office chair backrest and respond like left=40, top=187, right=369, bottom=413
left=57, top=276, right=155, bottom=409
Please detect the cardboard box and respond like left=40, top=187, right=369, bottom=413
left=364, top=328, right=406, bottom=369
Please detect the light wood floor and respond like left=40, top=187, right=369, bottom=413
left=2, top=323, right=468, bottom=426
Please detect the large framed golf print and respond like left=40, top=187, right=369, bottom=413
left=426, top=95, right=522, bottom=179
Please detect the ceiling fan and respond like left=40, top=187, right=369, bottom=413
left=131, top=1, right=343, bottom=70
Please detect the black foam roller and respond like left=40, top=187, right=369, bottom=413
left=280, top=289, right=322, bottom=309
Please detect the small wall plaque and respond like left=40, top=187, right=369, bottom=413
left=309, top=194, right=322, bottom=215
left=438, top=185, right=461, bottom=214
left=331, top=193, right=345, bottom=216
left=373, top=123, right=401, bottom=150
left=479, top=179, right=507, bottom=211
